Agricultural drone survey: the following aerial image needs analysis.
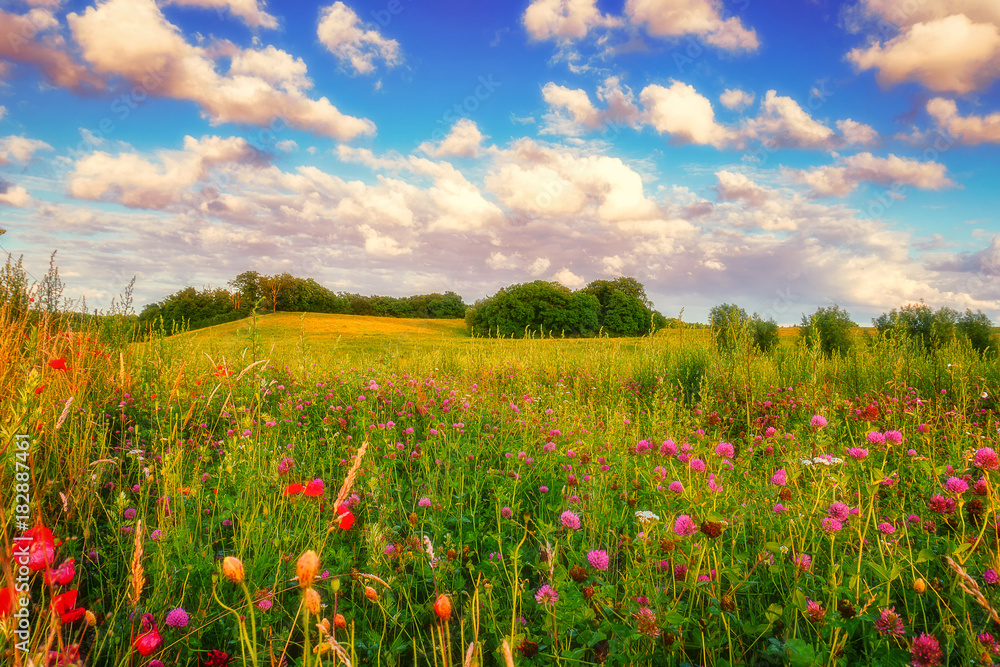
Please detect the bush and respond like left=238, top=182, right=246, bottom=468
left=468, top=281, right=601, bottom=338
left=709, top=303, right=778, bottom=353
left=800, top=305, right=856, bottom=356
left=874, top=303, right=960, bottom=352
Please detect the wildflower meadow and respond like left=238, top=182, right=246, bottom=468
left=3, top=298, right=1000, bottom=667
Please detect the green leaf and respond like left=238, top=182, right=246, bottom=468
left=916, top=548, right=936, bottom=564
left=765, top=603, right=784, bottom=623
left=785, top=638, right=818, bottom=667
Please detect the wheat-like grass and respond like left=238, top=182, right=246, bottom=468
left=946, top=556, right=1000, bottom=625
left=129, top=519, right=145, bottom=607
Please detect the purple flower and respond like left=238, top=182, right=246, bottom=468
left=668, top=480, right=684, bottom=494
left=770, top=469, right=787, bottom=486
left=910, top=633, right=942, bottom=667
left=874, top=606, right=904, bottom=637
left=715, top=442, right=734, bottom=458
left=944, top=476, right=969, bottom=494
left=534, top=584, right=558, bottom=606
left=810, top=415, right=827, bottom=429
left=165, top=607, right=189, bottom=628
left=673, top=514, right=697, bottom=537
left=773, top=503, right=788, bottom=514
left=975, top=447, right=999, bottom=470
left=827, top=502, right=850, bottom=522
left=884, top=430, right=903, bottom=444
left=689, top=458, right=706, bottom=473
left=866, top=431, right=886, bottom=446
left=560, top=510, right=581, bottom=530
left=846, top=447, right=868, bottom=460
left=794, top=553, right=812, bottom=571
left=877, top=522, right=895, bottom=535
left=587, top=550, right=609, bottom=571
left=124, top=508, right=137, bottom=520
left=418, top=496, right=432, bottom=508
left=257, top=599, right=273, bottom=611
left=501, top=506, right=513, bottom=519
left=985, top=569, right=1000, bottom=585
left=822, top=517, right=843, bottom=533
left=673, top=564, right=687, bottom=580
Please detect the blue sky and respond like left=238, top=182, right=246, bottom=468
left=0, top=0, right=998, bottom=324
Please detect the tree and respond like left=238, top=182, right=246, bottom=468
left=467, top=281, right=600, bottom=338
left=800, top=305, right=856, bottom=356
left=229, top=271, right=261, bottom=312
left=709, top=303, right=749, bottom=352
left=581, top=277, right=664, bottom=336
left=874, top=303, right=959, bottom=352
left=957, top=309, right=999, bottom=356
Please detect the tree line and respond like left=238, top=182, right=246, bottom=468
left=138, top=271, right=467, bottom=332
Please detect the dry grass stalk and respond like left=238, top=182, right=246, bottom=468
left=129, top=519, right=145, bottom=607
left=463, top=641, right=476, bottom=667
left=500, top=639, right=514, bottom=667
left=332, top=440, right=368, bottom=513
left=946, top=556, right=1000, bottom=625
left=54, top=396, right=74, bottom=430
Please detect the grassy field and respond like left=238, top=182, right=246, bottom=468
left=3, top=307, right=1000, bottom=667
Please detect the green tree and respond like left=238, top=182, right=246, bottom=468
left=800, top=305, right=856, bottom=356
left=957, top=309, right=998, bottom=356
left=709, top=303, right=749, bottom=352
left=874, top=303, right=959, bottom=352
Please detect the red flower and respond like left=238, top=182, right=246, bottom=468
left=205, top=650, right=233, bottom=666
left=337, top=504, right=355, bottom=530
left=51, top=590, right=86, bottom=623
left=35, top=384, right=47, bottom=395
left=47, top=644, right=80, bottom=666
left=134, top=614, right=163, bottom=655
left=14, top=525, right=56, bottom=571
left=284, top=483, right=304, bottom=496
left=47, top=358, right=69, bottom=371
left=304, top=478, right=325, bottom=497
left=45, top=558, right=76, bottom=586
left=0, top=586, right=15, bottom=617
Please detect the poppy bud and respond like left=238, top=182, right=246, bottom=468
left=334, top=613, right=347, bottom=629
left=913, top=578, right=927, bottom=594
left=434, top=594, right=452, bottom=622
left=364, top=586, right=378, bottom=602
left=222, top=556, right=244, bottom=584
left=304, top=587, right=322, bottom=614
left=297, top=550, right=319, bottom=588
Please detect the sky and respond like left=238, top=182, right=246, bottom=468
left=0, top=0, right=999, bottom=325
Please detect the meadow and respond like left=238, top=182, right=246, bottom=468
left=3, top=305, right=1000, bottom=667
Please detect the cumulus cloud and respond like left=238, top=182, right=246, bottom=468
left=552, top=267, right=586, bottom=288
left=523, top=0, right=621, bottom=41
left=161, top=0, right=279, bottom=29
left=640, top=80, right=736, bottom=148
left=0, top=179, right=31, bottom=207
left=317, top=2, right=401, bottom=75
left=743, top=90, right=835, bottom=149
left=67, top=0, right=375, bottom=140
left=835, top=118, right=879, bottom=146
left=419, top=118, right=486, bottom=158
left=926, top=98, right=1000, bottom=144
left=0, top=8, right=103, bottom=92
left=720, top=88, right=754, bottom=111
left=713, top=170, right=770, bottom=207
left=790, top=152, right=954, bottom=197
left=928, top=235, right=1000, bottom=276
left=847, top=11, right=1000, bottom=93
left=541, top=77, right=641, bottom=135
left=68, top=135, right=265, bottom=208
left=0, top=135, right=52, bottom=165
left=485, top=138, right=658, bottom=222
left=624, top=0, right=758, bottom=51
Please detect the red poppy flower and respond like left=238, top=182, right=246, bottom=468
left=34, top=384, right=47, bottom=395
left=205, top=649, right=233, bottom=666
left=283, top=483, right=304, bottom=496
left=134, top=626, right=163, bottom=656
left=0, top=586, right=15, bottom=617
left=47, top=644, right=80, bottom=665
left=337, top=504, right=355, bottom=530
left=45, top=558, right=76, bottom=586
left=15, top=525, right=55, bottom=571
left=304, top=478, right=325, bottom=497
left=51, top=590, right=86, bottom=623
left=47, top=358, right=69, bottom=371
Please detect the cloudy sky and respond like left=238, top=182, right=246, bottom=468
left=1, top=0, right=998, bottom=324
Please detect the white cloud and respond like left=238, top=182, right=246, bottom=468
left=713, top=170, right=769, bottom=206
left=790, top=152, right=954, bottom=197
left=523, top=0, right=621, bottom=41
left=530, top=257, right=551, bottom=276
left=68, top=135, right=263, bottom=208
left=68, top=0, right=375, bottom=140
left=0, top=181, right=31, bottom=207
left=0, top=135, right=52, bottom=165
left=160, top=0, right=279, bottom=29
left=358, top=223, right=411, bottom=256
left=836, top=118, right=879, bottom=146
left=926, top=98, right=1000, bottom=144
left=640, top=80, right=736, bottom=148
left=541, top=77, right=641, bottom=135
left=228, top=45, right=311, bottom=92
left=0, top=8, right=103, bottom=92
left=625, top=0, right=758, bottom=51
left=743, top=90, right=835, bottom=149
left=317, top=1, right=401, bottom=75
left=419, top=118, right=486, bottom=158
left=542, top=82, right=602, bottom=132
left=552, top=267, right=586, bottom=288
left=719, top=88, right=754, bottom=111
left=847, top=12, right=1000, bottom=94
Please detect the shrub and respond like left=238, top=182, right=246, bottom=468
left=709, top=303, right=777, bottom=353
left=800, top=305, right=856, bottom=356
left=874, top=303, right=960, bottom=352
left=957, top=309, right=998, bottom=356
